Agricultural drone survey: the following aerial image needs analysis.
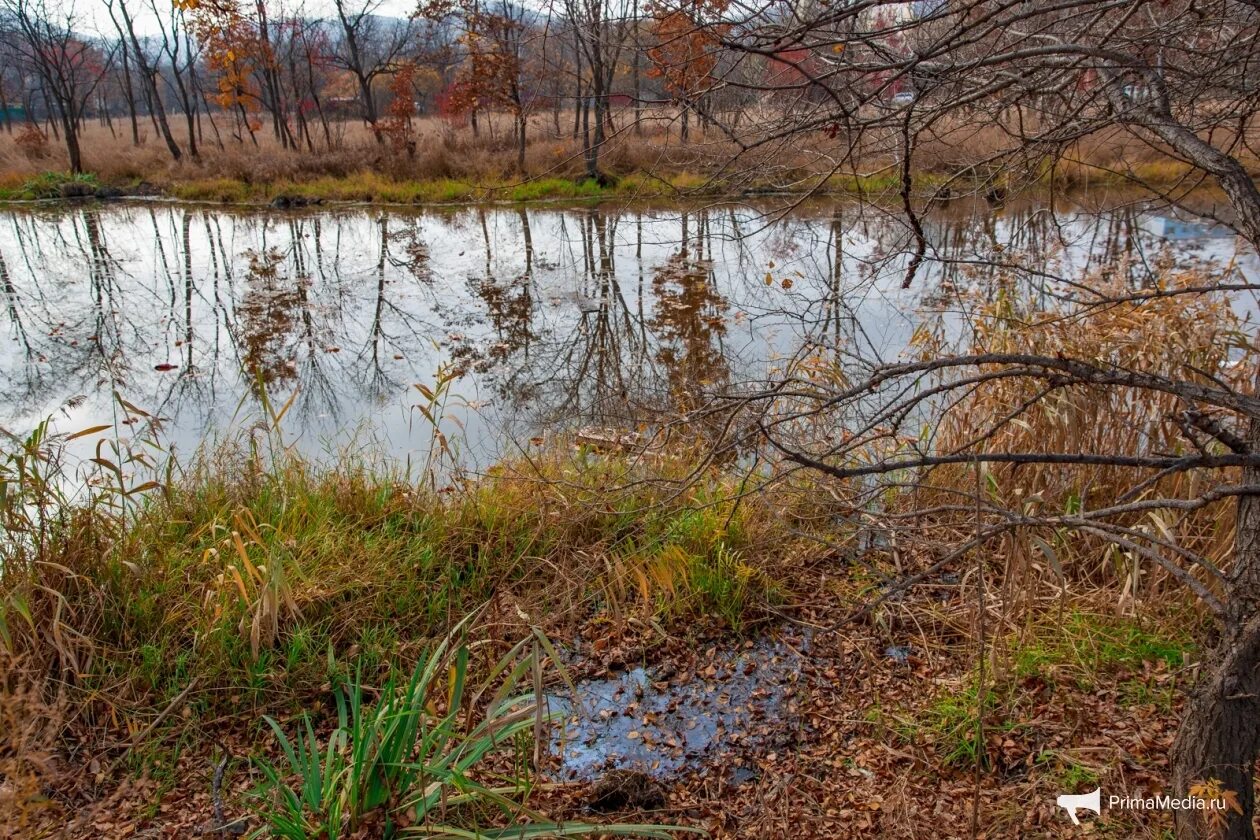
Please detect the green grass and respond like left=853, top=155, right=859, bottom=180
left=0, top=413, right=789, bottom=718
left=507, top=176, right=605, bottom=201
left=253, top=627, right=692, bottom=839
left=896, top=610, right=1193, bottom=771
left=1035, top=750, right=1100, bottom=790
left=1009, top=610, right=1194, bottom=686
left=911, top=681, right=1005, bottom=769
left=0, top=170, right=100, bottom=200
left=168, top=170, right=737, bottom=205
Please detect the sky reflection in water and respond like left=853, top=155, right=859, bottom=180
left=0, top=199, right=1250, bottom=471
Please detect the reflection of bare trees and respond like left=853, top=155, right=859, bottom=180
left=238, top=247, right=303, bottom=387
left=476, top=209, right=537, bottom=365
left=650, top=212, right=730, bottom=412
left=355, top=215, right=439, bottom=400
left=0, top=201, right=1246, bottom=456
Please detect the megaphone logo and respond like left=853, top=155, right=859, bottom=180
left=1056, top=787, right=1101, bottom=825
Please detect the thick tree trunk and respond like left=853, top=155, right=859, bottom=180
left=0, top=86, right=13, bottom=134
left=61, top=114, right=81, bottom=173
left=1172, top=613, right=1260, bottom=839
left=1124, top=103, right=1260, bottom=251
left=1173, top=381, right=1260, bottom=839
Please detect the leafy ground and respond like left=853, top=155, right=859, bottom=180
left=3, top=522, right=1205, bottom=838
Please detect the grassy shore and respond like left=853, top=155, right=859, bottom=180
left=0, top=158, right=1216, bottom=208
left=0, top=420, right=1207, bottom=838
left=0, top=215, right=1244, bottom=838
left=0, top=433, right=791, bottom=713
left=0, top=113, right=1230, bottom=205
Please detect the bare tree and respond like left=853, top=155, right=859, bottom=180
left=148, top=0, right=202, bottom=158
left=652, top=1, right=1260, bottom=835
left=107, top=0, right=183, bottom=161
left=330, top=0, right=420, bottom=139
left=0, top=0, right=111, bottom=173
left=558, top=0, right=636, bottom=180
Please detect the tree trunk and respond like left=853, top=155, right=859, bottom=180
left=175, top=77, right=198, bottom=159
left=60, top=112, right=81, bottom=172
left=572, top=40, right=583, bottom=140
left=120, top=47, right=140, bottom=145
left=127, top=45, right=181, bottom=160
left=333, top=4, right=381, bottom=143
left=581, top=95, right=593, bottom=178
left=632, top=48, right=642, bottom=136
left=1173, top=375, right=1260, bottom=839
left=1172, top=612, right=1260, bottom=839
left=517, top=111, right=527, bottom=173
left=1125, top=101, right=1260, bottom=250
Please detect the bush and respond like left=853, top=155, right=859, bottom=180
left=13, top=124, right=48, bottom=160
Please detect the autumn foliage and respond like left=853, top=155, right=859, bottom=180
left=175, top=0, right=271, bottom=135
left=647, top=0, right=727, bottom=101
left=380, top=62, right=418, bottom=154
left=420, top=0, right=530, bottom=121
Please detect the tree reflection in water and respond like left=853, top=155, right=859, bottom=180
left=0, top=199, right=1247, bottom=468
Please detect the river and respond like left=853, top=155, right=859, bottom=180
left=0, top=196, right=1252, bottom=473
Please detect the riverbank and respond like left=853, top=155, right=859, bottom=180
left=5, top=111, right=1255, bottom=210
left=0, top=220, right=1244, bottom=838
left=0, top=159, right=1213, bottom=207
left=0, top=431, right=1200, bottom=839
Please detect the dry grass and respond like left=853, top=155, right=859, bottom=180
left=0, top=420, right=816, bottom=727
left=904, top=272, right=1251, bottom=607
left=0, top=657, right=68, bottom=838
left=0, top=112, right=720, bottom=196
left=0, top=107, right=1239, bottom=203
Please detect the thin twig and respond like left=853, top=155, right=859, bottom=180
left=105, top=676, right=200, bottom=776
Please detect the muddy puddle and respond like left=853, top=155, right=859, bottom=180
left=546, top=632, right=810, bottom=782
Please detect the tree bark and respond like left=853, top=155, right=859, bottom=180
left=60, top=111, right=81, bottom=172
left=1172, top=612, right=1260, bottom=840
left=517, top=110, right=526, bottom=172
left=120, top=46, right=139, bottom=146
left=1173, top=371, right=1260, bottom=840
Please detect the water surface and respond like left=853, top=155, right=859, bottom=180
left=0, top=197, right=1251, bottom=470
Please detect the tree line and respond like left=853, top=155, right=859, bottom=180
left=0, top=0, right=767, bottom=177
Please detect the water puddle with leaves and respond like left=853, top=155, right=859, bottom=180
left=546, top=632, right=811, bottom=782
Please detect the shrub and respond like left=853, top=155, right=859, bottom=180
left=13, top=124, right=48, bottom=160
